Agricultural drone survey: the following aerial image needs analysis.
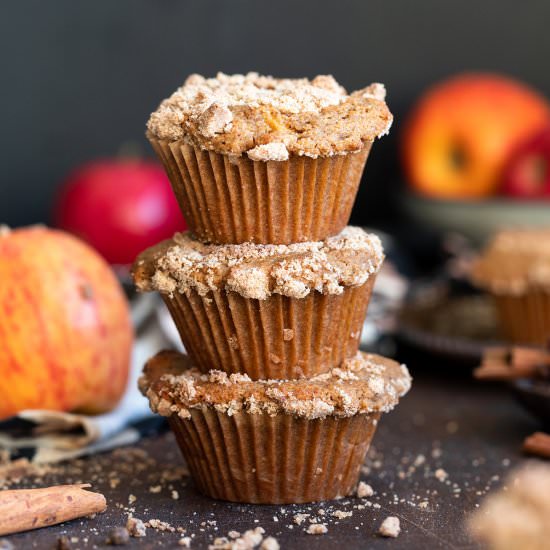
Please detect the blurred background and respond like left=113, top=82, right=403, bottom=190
left=2, top=0, right=550, bottom=231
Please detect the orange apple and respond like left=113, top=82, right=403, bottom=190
left=402, top=73, right=550, bottom=199
left=0, top=226, right=133, bottom=419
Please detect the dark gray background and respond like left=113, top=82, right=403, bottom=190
left=1, top=0, right=548, bottom=227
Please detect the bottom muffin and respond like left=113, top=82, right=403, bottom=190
left=139, top=350, right=411, bottom=504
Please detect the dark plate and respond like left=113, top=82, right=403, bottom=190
left=397, top=282, right=504, bottom=366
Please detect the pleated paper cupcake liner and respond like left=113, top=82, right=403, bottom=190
left=493, top=290, right=550, bottom=345
left=148, top=134, right=371, bottom=245
left=169, top=408, right=380, bottom=504
left=162, top=278, right=375, bottom=380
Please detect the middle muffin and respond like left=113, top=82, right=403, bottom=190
left=133, top=226, right=384, bottom=380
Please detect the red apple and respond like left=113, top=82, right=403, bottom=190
left=402, top=73, right=550, bottom=199
left=0, top=226, right=133, bottom=419
left=54, top=159, right=185, bottom=265
left=502, top=126, right=550, bottom=200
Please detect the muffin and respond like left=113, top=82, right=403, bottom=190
left=133, top=226, right=384, bottom=380
left=471, top=228, right=550, bottom=345
left=139, top=349, right=411, bottom=504
left=146, top=72, right=392, bottom=245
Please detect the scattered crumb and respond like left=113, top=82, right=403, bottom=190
left=435, top=468, right=448, bottom=482
left=126, top=517, right=147, bottom=537
left=146, top=519, right=176, bottom=532
left=293, top=513, right=310, bottom=525
left=172, top=490, right=180, bottom=500
left=109, top=477, right=121, bottom=489
left=260, top=537, right=280, bottom=550
left=179, top=537, right=192, bottom=547
left=413, top=454, right=426, bottom=467
left=149, top=485, right=162, bottom=493
left=306, top=524, right=328, bottom=535
left=209, top=527, right=265, bottom=549
left=356, top=481, right=374, bottom=498
left=379, top=516, right=400, bottom=538
left=332, top=510, right=353, bottom=519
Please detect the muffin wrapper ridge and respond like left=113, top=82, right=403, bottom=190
left=148, top=135, right=371, bottom=245
left=169, top=408, right=380, bottom=504
left=162, top=278, right=375, bottom=380
left=493, top=290, right=550, bottom=345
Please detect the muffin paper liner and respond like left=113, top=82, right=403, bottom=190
left=494, top=290, right=550, bottom=345
left=163, top=278, right=375, bottom=380
left=148, top=135, right=371, bottom=245
left=169, top=408, right=380, bottom=504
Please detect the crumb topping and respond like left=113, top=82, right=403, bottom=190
left=139, top=351, right=412, bottom=421
left=133, top=226, right=384, bottom=300
left=471, top=228, right=550, bottom=294
left=146, top=72, right=392, bottom=159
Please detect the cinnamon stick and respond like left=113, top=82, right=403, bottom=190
left=0, top=484, right=106, bottom=536
left=523, top=432, right=550, bottom=459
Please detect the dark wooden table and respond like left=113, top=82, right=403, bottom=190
left=4, top=362, right=541, bottom=549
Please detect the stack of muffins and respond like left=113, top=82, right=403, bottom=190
left=134, top=73, right=411, bottom=504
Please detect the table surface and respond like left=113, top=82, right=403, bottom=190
left=3, top=359, right=542, bottom=550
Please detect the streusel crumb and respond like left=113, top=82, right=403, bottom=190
left=147, top=72, right=392, bottom=160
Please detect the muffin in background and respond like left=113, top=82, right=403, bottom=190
left=133, top=226, right=384, bottom=380
left=471, top=228, right=550, bottom=345
left=146, top=72, right=392, bottom=245
left=139, top=350, right=411, bottom=504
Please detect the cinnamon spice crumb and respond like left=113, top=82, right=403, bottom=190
left=146, top=519, right=176, bottom=532
left=306, top=524, right=328, bottom=535
left=260, top=537, right=280, bottom=550
left=332, top=510, right=353, bottom=519
left=126, top=517, right=147, bottom=537
left=356, top=481, right=374, bottom=498
left=379, top=516, right=400, bottom=538
left=293, top=513, right=310, bottom=525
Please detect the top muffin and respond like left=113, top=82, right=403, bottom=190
left=471, top=228, right=550, bottom=294
left=147, top=72, right=392, bottom=160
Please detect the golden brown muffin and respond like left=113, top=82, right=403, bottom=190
left=471, top=228, right=550, bottom=345
left=146, top=72, right=392, bottom=244
left=139, top=349, right=411, bottom=504
left=133, top=227, right=384, bottom=379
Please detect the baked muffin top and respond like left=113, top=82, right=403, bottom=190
left=146, top=72, right=392, bottom=160
left=132, top=226, right=384, bottom=300
left=471, top=228, right=550, bottom=294
left=139, top=350, right=411, bottom=420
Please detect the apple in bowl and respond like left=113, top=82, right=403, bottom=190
left=502, top=126, right=550, bottom=201
left=402, top=73, right=550, bottom=200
